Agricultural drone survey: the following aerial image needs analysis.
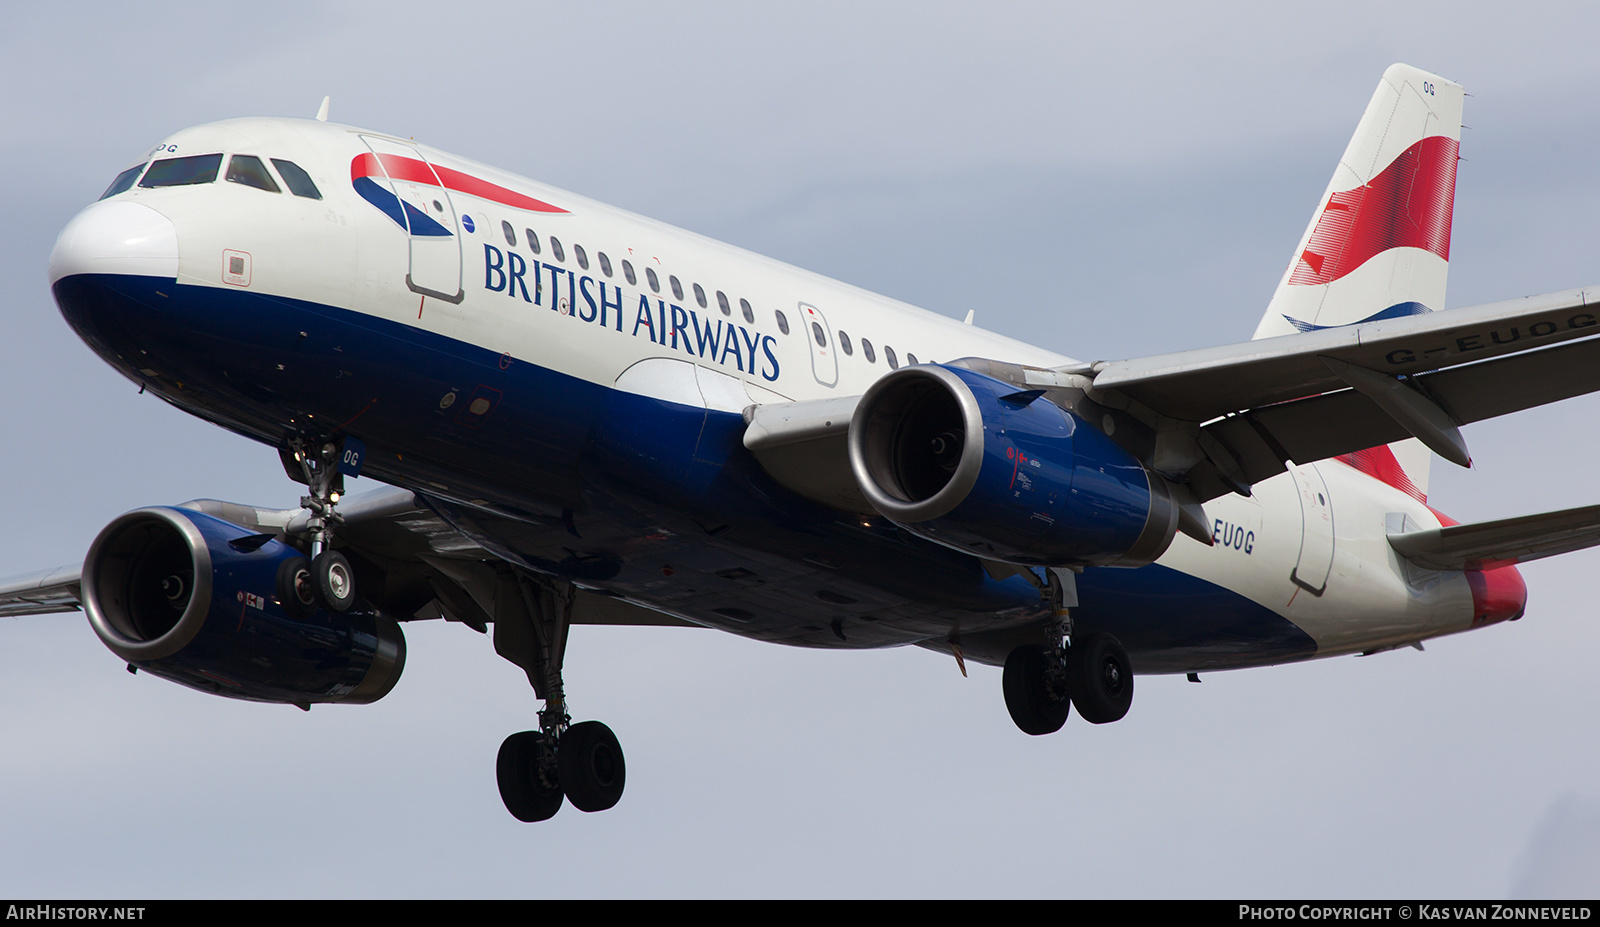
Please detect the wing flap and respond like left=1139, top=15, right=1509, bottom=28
left=1389, top=503, right=1600, bottom=571
left=1197, top=334, right=1600, bottom=489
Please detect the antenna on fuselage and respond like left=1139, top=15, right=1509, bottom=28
left=315, top=96, right=330, bottom=122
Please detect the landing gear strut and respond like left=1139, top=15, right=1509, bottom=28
left=283, top=436, right=354, bottom=612
left=492, top=571, right=625, bottom=821
left=1001, top=571, right=1135, bottom=734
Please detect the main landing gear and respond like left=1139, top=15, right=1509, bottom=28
left=1001, top=576, right=1134, bottom=735
left=491, top=572, right=625, bottom=822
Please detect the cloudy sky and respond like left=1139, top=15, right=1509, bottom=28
left=2, top=1, right=1599, bottom=898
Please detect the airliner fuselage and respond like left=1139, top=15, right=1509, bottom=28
left=53, top=116, right=1505, bottom=672
left=31, top=66, right=1562, bottom=821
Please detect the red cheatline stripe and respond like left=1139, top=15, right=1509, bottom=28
left=1288, top=135, right=1458, bottom=286
left=351, top=153, right=568, bottom=214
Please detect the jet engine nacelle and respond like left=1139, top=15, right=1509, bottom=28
left=848, top=365, right=1179, bottom=567
left=81, top=506, right=405, bottom=705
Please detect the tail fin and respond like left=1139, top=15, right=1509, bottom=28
left=1252, top=64, right=1464, bottom=341
left=1257, top=65, right=1462, bottom=501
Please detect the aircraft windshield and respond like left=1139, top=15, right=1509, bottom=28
left=99, top=163, right=145, bottom=200
left=139, top=154, right=223, bottom=188
left=270, top=159, right=322, bottom=199
left=226, top=155, right=280, bottom=193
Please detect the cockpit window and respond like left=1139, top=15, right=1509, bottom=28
left=270, top=159, right=322, bottom=199
left=139, top=154, right=223, bottom=188
left=99, top=163, right=145, bottom=200
left=226, top=155, right=281, bottom=193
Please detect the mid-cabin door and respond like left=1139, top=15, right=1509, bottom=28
left=359, top=136, right=464, bottom=304
left=1290, top=463, right=1335, bottom=595
left=798, top=302, right=838, bottom=388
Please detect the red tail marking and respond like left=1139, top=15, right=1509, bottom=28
left=1336, top=445, right=1425, bottom=503
left=1288, top=136, right=1458, bottom=286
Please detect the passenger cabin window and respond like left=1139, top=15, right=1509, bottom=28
left=907, top=353, right=919, bottom=365
left=839, top=331, right=853, bottom=355
left=574, top=244, right=589, bottom=270
left=862, top=339, right=876, bottom=363
left=226, top=155, right=280, bottom=193
left=669, top=275, right=684, bottom=301
left=524, top=230, right=540, bottom=254
left=885, top=346, right=899, bottom=369
left=501, top=221, right=517, bottom=246
left=598, top=252, right=613, bottom=277
left=739, top=298, right=754, bottom=323
left=623, top=260, right=637, bottom=285
left=693, top=283, right=707, bottom=308
left=140, top=153, right=223, bottom=188
left=775, top=310, right=790, bottom=335
left=811, top=322, right=827, bottom=347
left=646, top=267, right=660, bottom=293
left=99, top=163, right=145, bottom=200
left=550, top=236, right=565, bottom=262
left=270, top=159, right=322, bottom=199
left=716, top=291, right=731, bottom=316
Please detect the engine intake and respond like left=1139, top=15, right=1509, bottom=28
left=83, top=506, right=405, bottom=705
left=848, top=364, right=1178, bottom=567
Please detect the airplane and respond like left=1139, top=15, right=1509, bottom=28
left=9, top=62, right=1600, bottom=823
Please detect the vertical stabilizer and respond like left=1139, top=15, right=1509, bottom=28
left=1253, top=65, right=1464, bottom=341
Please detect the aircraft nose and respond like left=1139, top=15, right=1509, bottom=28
left=48, top=200, right=178, bottom=285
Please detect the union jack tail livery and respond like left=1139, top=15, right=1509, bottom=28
left=1254, top=64, right=1465, bottom=340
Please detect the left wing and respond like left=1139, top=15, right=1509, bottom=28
left=1066, top=286, right=1600, bottom=500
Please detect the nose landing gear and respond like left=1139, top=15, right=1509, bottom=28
left=282, top=436, right=356, bottom=612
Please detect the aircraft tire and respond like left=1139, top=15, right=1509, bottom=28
left=497, top=731, right=564, bottom=822
left=1002, top=644, right=1071, bottom=735
left=557, top=721, right=626, bottom=812
left=311, top=550, right=356, bottom=613
left=276, top=556, right=316, bottom=618
left=1068, top=632, right=1134, bottom=724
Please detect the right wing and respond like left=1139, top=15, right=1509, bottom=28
left=0, top=565, right=83, bottom=617
left=0, top=486, right=696, bottom=628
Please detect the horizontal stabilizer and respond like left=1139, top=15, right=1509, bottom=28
left=1389, top=503, right=1600, bottom=571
